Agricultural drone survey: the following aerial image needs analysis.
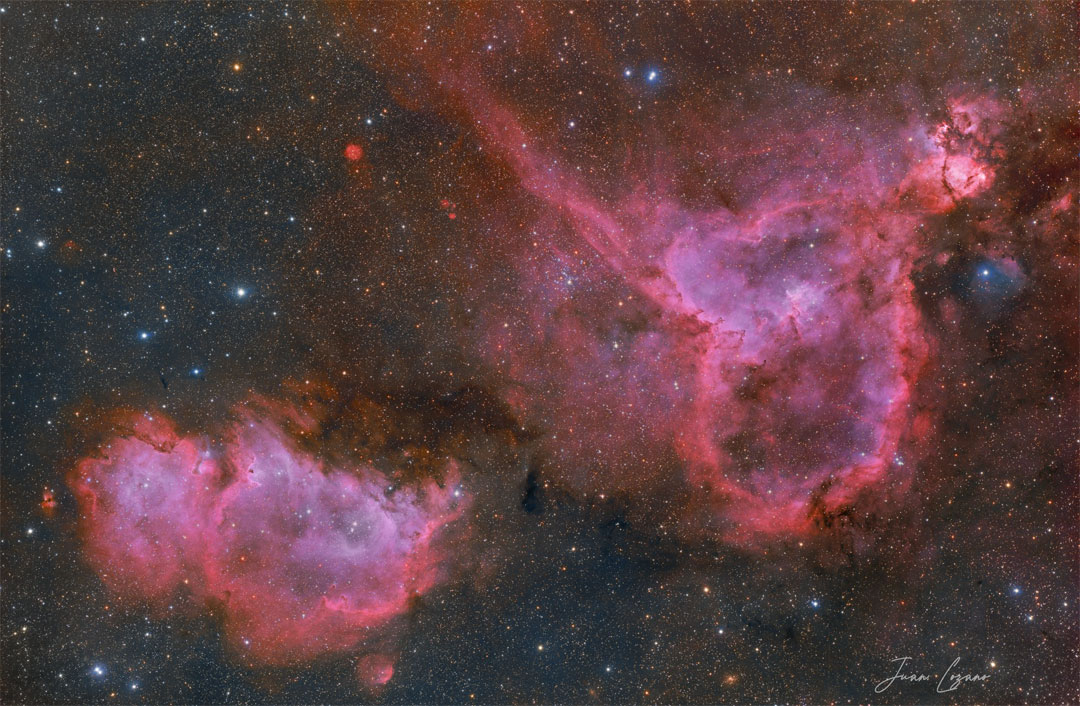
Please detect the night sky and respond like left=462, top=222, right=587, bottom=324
left=2, top=2, right=1078, bottom=704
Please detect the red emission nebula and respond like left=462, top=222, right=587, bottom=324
left=348, top=4, right=1041, bottom=544
left=61, top=2, right=1077, bottom=694
left=70, top=398, right=468, bottom=681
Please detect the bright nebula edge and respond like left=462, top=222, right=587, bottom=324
left=1, top=2, right=1077, bottom=704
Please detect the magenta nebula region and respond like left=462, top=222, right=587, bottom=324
left=455, top=80, right=1008, bottom=543
left=7, top=3, right=1070, bottom=702
left=69, top=403, right=468, bottom=667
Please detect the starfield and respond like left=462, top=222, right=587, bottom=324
left=1, top=2, right=1077, bottom=704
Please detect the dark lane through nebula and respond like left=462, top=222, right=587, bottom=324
left=1, top=2, right=1076, bottom=703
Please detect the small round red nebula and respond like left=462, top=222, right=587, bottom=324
left=357, top=654, right=395, bottom=687
left=344, top=143, right=364, bottom=161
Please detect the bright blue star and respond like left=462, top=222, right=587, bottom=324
left=969, top=258, right=1025, bottom=314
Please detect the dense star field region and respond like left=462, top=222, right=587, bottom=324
left=1, top=2, right=1078, bottom=704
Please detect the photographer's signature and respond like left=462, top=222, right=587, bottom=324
left=875, top=656, right=990, bottom=694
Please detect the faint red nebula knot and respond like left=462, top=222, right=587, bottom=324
left=40, top=487, right=58, bottom=517
left=344, top=143, right=364, bottom=161
left=356, top=653, right=395, bottom=688
left=69, top=404, right=469, bottom=674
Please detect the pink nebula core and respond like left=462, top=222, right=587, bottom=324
left=69, top=406, right=468, bottom=667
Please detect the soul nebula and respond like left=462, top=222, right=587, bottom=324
left=69, top=404, right=468, bottom=668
